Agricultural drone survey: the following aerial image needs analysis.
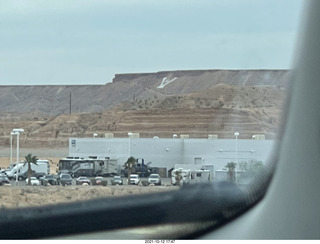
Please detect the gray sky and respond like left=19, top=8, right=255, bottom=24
left=1, top=0, right=305, bottom=85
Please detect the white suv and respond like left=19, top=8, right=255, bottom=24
left=129, top=174, right=140, bottom=185
left=148, top=174, right=161, bottom=185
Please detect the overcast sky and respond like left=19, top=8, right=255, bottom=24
left=1, top=0, right=305, bottom=85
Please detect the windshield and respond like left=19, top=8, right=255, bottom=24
left=61, top=175, right=71, bottom=179
left=0, top=0, right=304, bottom=240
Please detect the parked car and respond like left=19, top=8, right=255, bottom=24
left=76, top=176, right=91, bottom=185
left=129, top=174, right=140, bottom=185
left=58, top=173, right=73, bottom=186
left=94, top=176, right=104, bottom=185
left=40, top=174, right=58, bottom=186
left=26, top=177, right=40, bottom=186
left=0, top=175, right=10, bottom=186
left=112, top=175, right=123, bottom=185
left=148, top=174, right=161, bottom=185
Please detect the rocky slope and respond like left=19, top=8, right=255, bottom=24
left=0, top=69, right=290, bottom=148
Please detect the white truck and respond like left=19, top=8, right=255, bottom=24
left=6, top=160, right=50, bottom=181
left=185, top=169, right=211, bottom=184
left=171, top=168, right=211, bottom=185
left=129, top=174, right=141, bottom=185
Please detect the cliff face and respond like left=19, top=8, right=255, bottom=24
left=113, top=69, right=290, bottom=87
left=0, top=69, right=290, bottom=148
left=0, top=69, right=290, bottom=116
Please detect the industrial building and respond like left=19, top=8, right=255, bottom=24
left=68, top=134, right=275, bottom=178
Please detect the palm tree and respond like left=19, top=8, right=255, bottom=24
left=24, top=153, right=38, bottom=185
left=225, top=162, right=237, bottom=183
left=174, top=169, right=183, bottom=186
left=124, top=156, right=136, bottom=181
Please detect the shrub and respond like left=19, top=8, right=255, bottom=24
left=141, top=180, right=149, bottom=186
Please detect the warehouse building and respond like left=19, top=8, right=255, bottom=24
left=68, top=134, right=275, bottom=177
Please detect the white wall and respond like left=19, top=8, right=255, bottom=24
left=69, top=137, right=276, bottom=173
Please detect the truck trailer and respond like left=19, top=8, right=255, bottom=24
left=6, top=160, right=50, bottom=180
left=57, top=157, right=118, bottom=177
left=171, top=168, right=211, bottom=185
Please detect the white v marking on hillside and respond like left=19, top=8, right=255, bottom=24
left=157, top=77, right=178, bottom=88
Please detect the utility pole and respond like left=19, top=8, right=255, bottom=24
left=69, top=91, right=72, bottom=115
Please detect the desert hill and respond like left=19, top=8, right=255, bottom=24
left=0, top=69, right=290, bottom=148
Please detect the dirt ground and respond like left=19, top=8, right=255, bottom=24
left=0, top=184, right=178, bottom=209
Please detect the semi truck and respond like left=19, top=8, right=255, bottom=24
left=6, top=160, right=50, bottom=180
left=121, top=158, right=158, bottom=177
left=57, top=157, right=118, bottom=177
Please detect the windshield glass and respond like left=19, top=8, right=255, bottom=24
left=0, top=0, right=304, bottom=239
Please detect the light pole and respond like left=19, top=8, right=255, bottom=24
left=12, top=128, right=24, bottom=184
left=128, top=132, right=133, bottom=157
left=10, top=132, right=15, bottom=166
left=234, top=132, right=239, bottom=164
left=234, top=132, right=239, bottom=183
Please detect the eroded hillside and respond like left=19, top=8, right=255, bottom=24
left=0, top=70, right=290, bottom=148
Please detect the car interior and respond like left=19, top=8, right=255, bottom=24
left=0, top=0, right=319, bottom=240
